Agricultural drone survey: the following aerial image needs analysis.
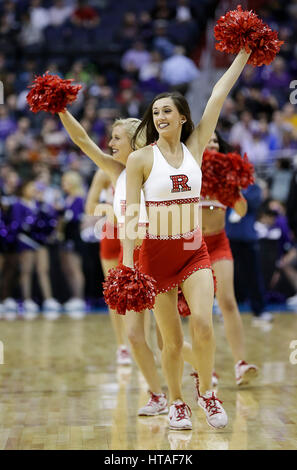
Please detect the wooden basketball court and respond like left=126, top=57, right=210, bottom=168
left=0, top=312, right=296, bottom=450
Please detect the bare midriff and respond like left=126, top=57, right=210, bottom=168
left=202, top=206, right=226, bottom=236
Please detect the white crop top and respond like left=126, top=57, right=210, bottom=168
left=113, top=169, right=148, bottom=226
left=143, top=143, right=201, bottom=206
left=200, top=196, right=227, bottom=211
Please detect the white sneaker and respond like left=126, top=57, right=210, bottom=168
left=286, top=293, right=297, bottom=306
left=43, top=310, right=61, bottom=320
left=235, top=360, right=259, bottom=386
left=67, top=310, right=86, bottom=319
left=43, top=298, right=62, bottom=320
left=0, top=303, right=4, bottom=319
left=43, top=298, right=62, bottom=311
left=212, top=371, right=219, bottom=387
left=138, top=391, right=168, bottom=416
left=23, top=310, right=38, bottom=320
left=64, top=298, right=86, bottom=318
left=3, top=297, right=18, bottom=310
left=198, top=390, right=228, bottom=429
left=64, top=298, right=86, bottom=311
left=252, top=312, right=273, bottom=325
left=23, top=299, right=39, bottom=312
left=23, top=299, right=39, bottom=320
left=116, top=346, right=132, bottom=366
left=168, top=400, right=192, bottom=430
left=3, top=311, right=18, bottom=321
left=3, top=298, right=19, bottom=321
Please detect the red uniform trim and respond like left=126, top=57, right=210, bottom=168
left=146, top=197, right=199, bottom=207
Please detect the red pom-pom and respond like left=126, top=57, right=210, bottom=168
left=27, top=72, right=82, bottom=114
left=201, top=149, right=254, bottom=207
left=177, top=269, right=217, bottom=317
left=214, top=5, right=284, bottom=66
left=103, top=263, right=157, bottom=315
left=178, top=289, right=191, bottom=317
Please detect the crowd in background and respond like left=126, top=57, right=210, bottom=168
left=0, top=0, right=297, bottom=319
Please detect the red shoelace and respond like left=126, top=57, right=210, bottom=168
left=174, top=403, right=192, bottom=421
left=190, top=372, right=200, bottom=397
left=147, top=392, right=163, bottom=405
left=120, top=349, right=130, bottom=358
left=202, top=392, right=223, bottom=416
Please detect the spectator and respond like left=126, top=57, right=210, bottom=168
left=244, top=87, right=278, bottom=120
left=16, top=179, right=61, bottom=319
left=229, top=110, right=257, bottom=151
left=269, top=110, right=293, bottom=148
left=226, top=183, right=273, bottom=323
left=241, top=126, right=270, bottom=167
left=71, top=0, right=100, bottom=28
left=88, top=73, right=107, bottom=98
left=48, top=0, right=74, bottom=27
left=114, top=11, right=139, bottom=49
left=174, top=0, right=197, bottom=23
left=282, top=103, right=297, bottom=131
left=0, top=13, right=19, bottom=56
left=60, top=170, right=87, bottom=318
left=255, top=202, right=294, bottom=301
left=5, top=117, right=34, bottom=153
left=283, top=164, right=297, bottom=306
left=237, top=64, right=263, bottom=90
left=287, top=164, right=297, bottom=239
left=217, top=98, right=238, bottom=134
left=41, top=117, right=68, bottom=148
left=29, top=0, right=50, bottom=31
left=121, top=40, right=151, bottom=74
left=160, top=45, right=200, bottom=93
left=139, top=50, right=163, bottom=82
left=118, top=88, right=144, bottom=119
left=261, top=57, right=292, bottom=107
left=150, top=0, right=175, bottom=21
left=138, top=11, right=153, bottom=44
left=0, top=105, right=17, bottom=146
left=269, top=158, right=293, bottom=203
left=1, top=1, right=19, bottom=29
left=152, top=20, right=175, bottom=58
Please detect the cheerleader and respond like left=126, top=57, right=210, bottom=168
left=200, top=131, right=259, bottom=386
left=122, top=49, right=251, bottom=430
left=16, top=180, right=61, bottom=319
left=85, top=169, right=132, bottom=366
left=60, top=171, right=87, bottom=318
left=0, top=172, right=20, bottom=320
left=58, top=114, right=167, bottom=416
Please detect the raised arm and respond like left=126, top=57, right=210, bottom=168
left=58, top=110, right=124, bottom=182
left=122, top=151, right=145, bottom=268
left=187, top=49, right=251, bottom=164
left=85, top=169, right=110, bottom=216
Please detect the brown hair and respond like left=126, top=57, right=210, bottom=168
left=131, top=92, right=194, bottom=148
